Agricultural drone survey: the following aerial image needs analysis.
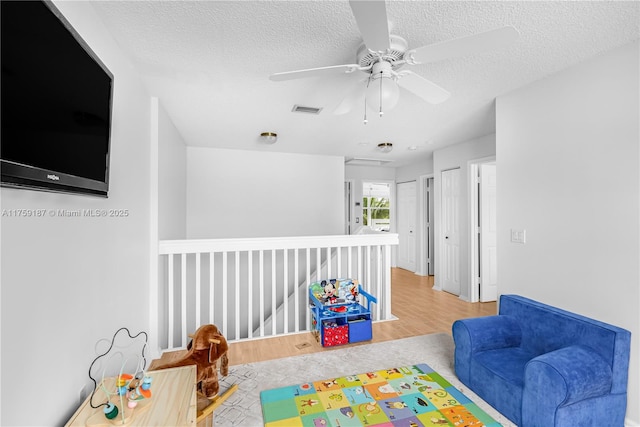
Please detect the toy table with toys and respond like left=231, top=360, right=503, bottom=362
left=65, top=365, right=197, bottom=426
left=309, top=279, right=377, bottom=347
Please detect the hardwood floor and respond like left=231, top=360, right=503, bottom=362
left=227, top=268, right=497, bottom=365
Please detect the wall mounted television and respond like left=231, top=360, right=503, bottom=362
left=1, top=0, right=113, bottom=197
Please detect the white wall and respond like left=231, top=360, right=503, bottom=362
left=0, top=2, right=153, bottom=425
left=433, top=134, right=496, bottom=300
left=157, top=101, right=187, bottom=240
left=396, top=157, right=433, bottom=183
left=187, top=148, right=344, bottom=238
left=496, top=41, right=639, bottom=424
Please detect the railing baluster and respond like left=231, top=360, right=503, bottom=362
left=259, top=250, right=264, bottom=337
left=222, top=251, right=228, bottom=338
left=316, top=247, right=321, bottom=281
left=284, top=249, right=289, bottom=334
left=209, top=252, right=214, bottom=324
left=384, top=244, right=392, bottom=319
left=181, top=253, right=187, bottom=347
left=295, top=249, right=301, bottom=332
left=248, top=250, right=253, bottom=339
left=272, top=249, right=276, bottom=336
left=305, top=247, right=311, bottom=330
left=195, top=253, right=201, bottom=328
left=365, top=245, right=371, bottom=318
left=357, top=246, right=363, bottom=290
left=168, top=254, right=174, bottom=348
left=235, top=250, right=240, bottom=341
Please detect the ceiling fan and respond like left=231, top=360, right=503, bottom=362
left=269, top=0, right=519, bottom=121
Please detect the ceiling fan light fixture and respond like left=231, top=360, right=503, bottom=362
left=260, top=132, right=278, bottom=144
left=365, top=62, right=400, bottom=116
left=377, top=142, right=393, bottom=153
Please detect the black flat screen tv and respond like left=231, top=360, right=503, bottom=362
left=1, top=0, right=113, bottom=197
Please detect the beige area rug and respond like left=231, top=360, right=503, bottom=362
left=214, top=333, right=515, bottom=427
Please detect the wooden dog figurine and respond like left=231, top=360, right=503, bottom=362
left=152, top=324, right=229, bottom=398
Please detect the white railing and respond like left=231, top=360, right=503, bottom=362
left=157, top=233, right=398, bottom=351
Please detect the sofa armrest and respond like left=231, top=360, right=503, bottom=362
left=452, top=315, right=521, bottom=385
left=453, top=315, right=522, bottom=353
left=522, top=345, right=613, bottom=427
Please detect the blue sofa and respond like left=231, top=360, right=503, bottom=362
left=452, top=294, right=631, bottom=427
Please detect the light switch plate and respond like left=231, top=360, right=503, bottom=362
left=511, top=229, right=526, bottom=244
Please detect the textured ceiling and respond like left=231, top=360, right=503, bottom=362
left=90, top=1, right=639, bottom=167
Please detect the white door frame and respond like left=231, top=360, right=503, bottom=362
left=468, top=156, right=496, bottom=303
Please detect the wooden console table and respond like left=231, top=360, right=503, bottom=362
left=66, top=365, right=197, bottom=426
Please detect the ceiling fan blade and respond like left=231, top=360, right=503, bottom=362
left=405, top=26, right=519, bottom=65
left=396, top=71, right=450, bottom=104
left=349, top=0, right=390, bottom=52
left=269, top=64, right=361, bottom=81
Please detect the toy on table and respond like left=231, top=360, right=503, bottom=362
left=86, top=327, right=153, bottom=425
left=310, top=278, right=360, bottom=306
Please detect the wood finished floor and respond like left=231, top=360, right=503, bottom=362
left=227, top=268, right=497, bottom=366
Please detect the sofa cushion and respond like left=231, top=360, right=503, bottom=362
left=470, top=347, right=534, bottom=425
left=476, top=347, right=533, bottom=387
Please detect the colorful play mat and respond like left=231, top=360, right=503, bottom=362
left=260, top=363, right=501, bottom=427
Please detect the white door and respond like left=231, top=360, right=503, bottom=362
left=397, top=181, right=417, bottom=272
left=441, top=168, right=461, bottom=295
left=480, top=164, right=498, bottom=302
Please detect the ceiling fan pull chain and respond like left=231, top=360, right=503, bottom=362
left=363, top=74, right=372, bottom=125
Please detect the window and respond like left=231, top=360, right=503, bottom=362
left=362, top=182, right=390, bottom=231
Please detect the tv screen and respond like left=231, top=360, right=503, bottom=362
left=1, top=0, right=113, bottom=197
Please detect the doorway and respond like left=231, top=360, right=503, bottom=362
left=470, top=160, right=497, bottom=302
left=425, top=177, right=435, bottom=276
left=362, top=182, right=391, bottom=231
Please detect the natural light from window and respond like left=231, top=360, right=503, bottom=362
left=362, top=182, right=390, bottom=231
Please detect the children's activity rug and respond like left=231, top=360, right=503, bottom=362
left=260, top=363, right=502, bottom=427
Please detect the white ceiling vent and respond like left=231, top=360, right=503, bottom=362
left=345, top=158, right=393, bottom=166
left=292, top=104, right=322, bottom=114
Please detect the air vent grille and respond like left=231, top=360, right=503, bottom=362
left=292, top=105, right=322, bottom=114
left=345, top=158, right=393, bottom=166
